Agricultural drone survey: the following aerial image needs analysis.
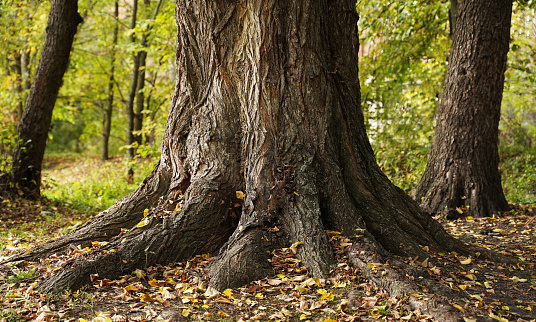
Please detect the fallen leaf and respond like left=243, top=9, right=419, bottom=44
left=510, top=276, right=527, bottom=283
left=236, top=191, right=245, bottom=199
left=489, top=313, right=508, bottom=322
left=452, top=303, right=465, bottom=313
left=460, top=257, right=472, bottom=265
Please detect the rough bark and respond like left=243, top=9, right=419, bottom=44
left=7, top=0, right=82, bottom=198
left=413, top=0, right=512, bottom=219
left=101, top=0, right=119, bottom=161
left=8, top=4, right=483, bottom=315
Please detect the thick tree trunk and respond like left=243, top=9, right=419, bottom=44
left=101, top=0, right=119, bottom=161
left=11, top=3, right=476, bottom=310
left=412, top=0, right=512, bottom=218
left=8, top=0, right=82, bottom=198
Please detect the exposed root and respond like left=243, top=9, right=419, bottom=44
left=346, top=238, right=466, bottom=322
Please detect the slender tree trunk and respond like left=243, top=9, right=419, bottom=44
left=9, top=53, right=24, bottom=124
left=11, top=5, right=504, bottom=318
left=133, top=0, right=165, bottom=146
left=413, top=0, right=512, bottom=218
left=7, top=0, right=82, bottom=198
left=101, top=0, right=119, bottom=161
left=133, top=50, right=146, bottom=145
left=125, top=0, right=139, bottom=182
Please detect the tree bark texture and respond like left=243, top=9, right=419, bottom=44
left=413, top=0, right=512, bottom=218
left=101, top=0, right=119, bottom=162
left=8, top=0, right=82, bottom=197
left=14, top=0, right=468, bottom=295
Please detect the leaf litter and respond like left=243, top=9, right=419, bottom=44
left=1, top=198, right=535, bottom=321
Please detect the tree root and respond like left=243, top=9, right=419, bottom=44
left=346, top=238, right=467, bottom=321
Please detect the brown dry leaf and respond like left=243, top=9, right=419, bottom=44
left=362, top=296, right=378, bottom=308
left=133, top=269, right=146, bottom=279
left=267, top=278, right=283, bottom=286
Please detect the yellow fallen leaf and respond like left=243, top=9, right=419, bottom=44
left=223, top=289, right=234, bottom=298
left=295, top=285, right=309, bottom=293
left=299, top=314, right=307, bottom=320
left=136, top=218, right=149, bottom=228
left=510, top=276, right=527, bottom=283
left=489, top=313, right=508, bottom=322
left=459, top=284, right=467, bottom=290
left=236, top=191, right=245, bottom=199
left=140, top=293, right=155, bottom=302
left=452, top=303, right=465, bottom=313
left=460, top=257, right=472, bottom=265
left=182, top=309, right=191, bottom=317
left=143, top=209, right=149, bottom=217
left=470, top=294, right=483, bottom=301
left=484, top=281, right=493, bottom=288
left=124, top=284, right=137, bottom=291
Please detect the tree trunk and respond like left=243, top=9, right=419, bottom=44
left=133, top=50, right=146, bottom=145
left=101, top=0, right=119, bottom=162
left=449, top=0, right=458, bottom=38
left=12, top=3, right=479, bottom=311
left=125, top=0, right=139, bottom=183
left=133, top=0, right=165, bottom=146
left=412, top=0, right=512, bottom=218
left=8, top=52, right=24, bottom=124
left=7, top=0, right=82, bottom=198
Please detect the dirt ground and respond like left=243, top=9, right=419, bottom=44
left=0, top=198, right=535, bottom=321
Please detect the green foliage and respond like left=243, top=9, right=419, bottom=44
left=358, top=0, right=450, bottom=192
left=499, top=3, right=536, bottom=203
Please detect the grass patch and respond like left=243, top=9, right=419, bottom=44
left=0, top=308, right=24, bottom=322
left=42, top=155, right=156, bottom=214
left=7, top=269, right=38, bottom=282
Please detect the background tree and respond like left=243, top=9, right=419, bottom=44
left=101, top=0, right=119, bottom=161
left=412, top=0, right=512, bottom=218
left=4, top=0, right=82, bottom=197
left=8, top=5, right=480, bottom=318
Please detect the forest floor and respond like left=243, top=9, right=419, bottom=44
left=0, top=196, right=535, bottom=322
